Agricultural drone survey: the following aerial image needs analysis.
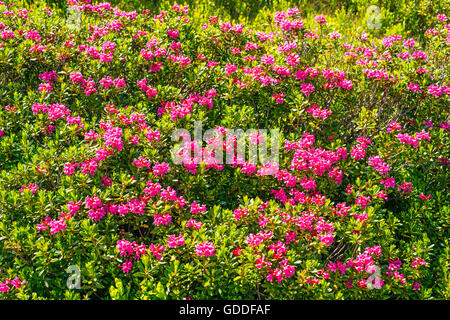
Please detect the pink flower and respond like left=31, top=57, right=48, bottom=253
left=168, top=29, right=179, bottom=38
left=408, top=82, right=421, bottom=92
left=440, top=122, right=450, bottom=130
left=84, top=79, right=96, bottom=96
left=329, top=32, right=341, bottom=39
left=133, top=156, right=151, bottom=169
left=63, top=162, right=78, bottom=176
left=387, top=121, right=402, bottom=132
left=37, top=216, right=68, bottom=235
left=267, top=268, right=284, bottom=283
left=272, top=92, right=285, bottom=104
left=195, top=241, right=215, bottom=257
left=101, top=176, right=112, bottom=187
left=261, top=54, right=275, bottom=65
left=119, top=260, right=132, bottom=273
left=257, top=162, right=279, bottom=176
left=241, top=162, right=257, bottom=175
left=356, top=195, right=371, bottom=208
left=354, top=212, right=368, bottom=222
left=190, top=201, right=207, bottom=214
left=207, top=60, right=219, bottom=68
left=85, top=129, right=100, bottom=141
left=233, top=208, right=249, bottom=220
left=38, top=82, right=53, bottom=93
left=117, top=239, right=147, bottom=263
left=301, top=83, right=315, bottom=96
left=412, top=257, right=427, bottom=268
left=428, top=84, right=443, bottom=96
left=419, top=193, right=432, bottom=201
left=350, top=146, right=366, bottom=160
left=49, top=217, right=67, bottom=235
left=117, top=239, right=135, bottom=257
left=100, top=76, right=113, bottom=88
left=380, top=177, right=395, bottom=188
left=224, top=63, right=237, bottom=75
left=153, top=213, right=172, bottom=226
left=153, top=162, right=170, bottom=176
left=368, top=156, right=390, bottom=175
left=20, top=183, right=39, bottom=194
left=314, top=14, right=326, bottom=24
left=81, top=159, right=98, bottom=176
left=306, top=104, right=332, bottom=119
left=186, top=218, right=203, bottom=230
left=103, top=126, right=123, bottom=151
left=129, top=135, right=139, bottom=145
left=318, top=233, right=334, bottom=246
left=67, top=201, right=81, bottom=215
left=437, top=14, right=447, bottom=22
left=232, top=247, right=243, bottom=256
left=9, top=277, right=26, bottom=289
left=0, top=277, right=26, bottom=292
left=85, top=195, right=102, bottom=209
left=168, top=234, right=185, bottom=248
left=246, top=233, right=265, bottom=247
left=398, top=182, right=413, bottom=194
left=295, top=69, right=308, bottom=81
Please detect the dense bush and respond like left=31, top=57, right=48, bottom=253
left=0, top=0, right=448, bottom=299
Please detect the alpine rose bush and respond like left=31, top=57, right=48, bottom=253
left=0, top=0, right=448, bottom=300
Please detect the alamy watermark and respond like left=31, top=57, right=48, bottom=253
left=66, top=265, right=81, bottom=289
left=66, top=6, right=82, bottom=30
left=367, top=5, right=381, bottom=30
left=367, top=265, right=383, bottom=289
left=171, top=121, right=280, bottom=175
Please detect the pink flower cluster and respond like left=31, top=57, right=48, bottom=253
left=116, top=239, right=147, bottom=273
left=327, top=246, right=384, bottom=288
left=368, top=156, right=390, bottom=175
left=190, top=201, right=207, bottom=214
left=167, top=234, right=185, bottom=248
left=195, top=241, right=215, bottom=257
left=350, top=137, right=370, bottom=160
left=0, top=277, right=26, bottom=293
left=396, top=130, right=430, bottom=147
left=306, top=104, right=332, bottom=119
left=20, top=183, right=39, bottom=194
left=37, top=201, right=81, bottom=235
left=267, top=259, right=296, bottom=283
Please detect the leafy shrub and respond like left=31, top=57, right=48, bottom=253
left=0, top=0, right=448, bottom=299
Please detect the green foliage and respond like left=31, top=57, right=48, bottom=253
left=0, top=0, right=448, bottom=300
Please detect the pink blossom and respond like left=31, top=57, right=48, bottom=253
left=168, top=234, right=185, bottom=248
left=186, top=218, right=203, bottom=230
left=119, top=260, right=132, bottom=273
left=153, top=162, right=170, bottom=176
left=412, top=257, right=427, bottom=268
left=314, top=14, right=326, bottom=24
left=437, top=14, right=447, bottom=22
left=168, top=29, right=179, bottom=38
left=20, top=183, right=39, bottom=194
left=419, top=193, right=432, bottom=201
left=190, top=201, right=207, bottom=214
left=356, top=195, right=371, bottom=208
left=63, top=162, right=79, bottom=176
left=153, top=213, right=172, bottom=226
left=261, top=54, right=275, bottom=65
left=195, top=241, right=215, bottom=257
left=272, top=92, right=285, bottom=104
